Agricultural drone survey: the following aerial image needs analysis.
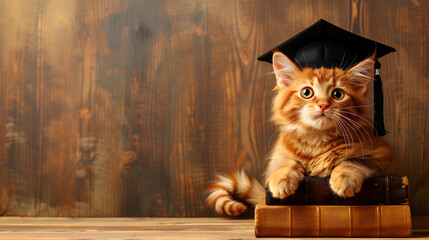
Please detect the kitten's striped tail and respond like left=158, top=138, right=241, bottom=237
left=206, top=170, right=264, bottom=216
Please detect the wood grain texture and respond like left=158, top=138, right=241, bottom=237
left=0, top=0, right=428, bottom=217
left=0, top=217, right=427, bottom=239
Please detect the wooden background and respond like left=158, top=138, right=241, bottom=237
left=0, top=0, right=427, bottom=217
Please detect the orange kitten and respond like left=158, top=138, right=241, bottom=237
left=206, top=52, right=393, bottom=216
left=266, top=51, right=393, bottom=198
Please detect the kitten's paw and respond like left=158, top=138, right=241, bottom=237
left=329, top=172, right=363, bottom=198
left=267, top=169, right=303, bottom=199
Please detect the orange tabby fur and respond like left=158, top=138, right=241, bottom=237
left=206, top=51, right=393, bottom=216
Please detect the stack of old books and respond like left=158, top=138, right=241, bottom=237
left=255, top=176, right=411, bottom=237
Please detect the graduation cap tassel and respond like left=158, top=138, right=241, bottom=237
left=373, top=59, right=386, bottom=136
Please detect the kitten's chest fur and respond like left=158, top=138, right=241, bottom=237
left=281, top=130, right=341, bottom=175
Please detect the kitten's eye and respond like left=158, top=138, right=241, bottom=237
left=332, top=89, right=345, bottom=100
left=300, top=87, right=314, bottom=99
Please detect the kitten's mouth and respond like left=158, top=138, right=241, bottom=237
left=302, top=112, right=335, bottom=130
left=314, top=112, right=328, bottom=118
left=312, top=113, right=333, bottom=122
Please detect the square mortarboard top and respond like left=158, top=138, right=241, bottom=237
left=257, top=19, right=396, bottom=136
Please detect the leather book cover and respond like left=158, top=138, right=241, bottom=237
left=266, top=176, right=409, bottom=205
left=255, top=198, right=412, bottom=237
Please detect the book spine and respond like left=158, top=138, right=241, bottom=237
left=255, top=205, right=412, bottom=237
left=266, top=176, right=409, bottom=205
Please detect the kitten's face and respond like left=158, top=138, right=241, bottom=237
left=271, top=52, right=374, bottom=133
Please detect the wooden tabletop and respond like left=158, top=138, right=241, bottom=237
left=0, top=216, right=428, bottom=239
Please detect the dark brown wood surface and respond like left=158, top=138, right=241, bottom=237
left=0, top=0, right=427, bottom=217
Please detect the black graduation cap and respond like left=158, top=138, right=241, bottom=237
left=258, top=19, right=395, bottom=136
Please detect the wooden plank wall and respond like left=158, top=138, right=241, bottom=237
left=0, top=0, right=427, bottom=217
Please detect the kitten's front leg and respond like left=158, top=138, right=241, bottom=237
left=266, top=158, right=304, bottom=199
left=329, top=160, right=373, bottom=197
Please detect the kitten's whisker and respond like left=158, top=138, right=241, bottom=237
left=341, top=110, right=375, bottom=129
left=284, top=119, right=303, bottom=145
left=301, top=50, right=309, bottom=68
left=294, top=59, right=312, bottom=80
left=344, top=56, right=358, bottom=71
left=284, top=116, right=302, bottom=126
left=291, top=119, right=304, bottom=141
left=340, top=104, right=374, bottom=109
left=262, top=110, right=300, bottom=126
left=336, top=117, right=350, bottom=147
left=267, top=128, right=280, bottom=147
left=338, top=113, right=367, bottom=140
left=337, top=117, right=355, bottom=154
left=262, top=112, right=279, bottom=126
left=338, top=116, right=365, bottom=158
left=269, top=116, right=302, bottom=148
left=339, top=81, right=365, bottom=86
left=261, top=117, right=273, bottom=126
left=339, top=109, right=371, bottom=117
left=298, top=52, right=315, bottom=85
left=282, top=110, right=302, bottom=115
left=336, top=72, right=345, bottom=83
left=333, top=117, right=349, bottom=159
left=334, top=116, right=349, bottom=153
left=294, top=58, right=304, bottom=69
left=336, top=55, right=359, bottom=82
left=338, top=117, right=355, bottom=158
left=335, top=120, right=339, bottom=135
left=339, top=53, right=346, bottom=70
left=338, top=113, right=374, bottom=149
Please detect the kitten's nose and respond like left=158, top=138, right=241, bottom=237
left=319, top=104, right=329, bottom=112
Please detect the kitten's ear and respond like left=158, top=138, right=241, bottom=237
left=272, top=52, right=300, bottom=88
left=347, top=54, right=375, bottom=86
